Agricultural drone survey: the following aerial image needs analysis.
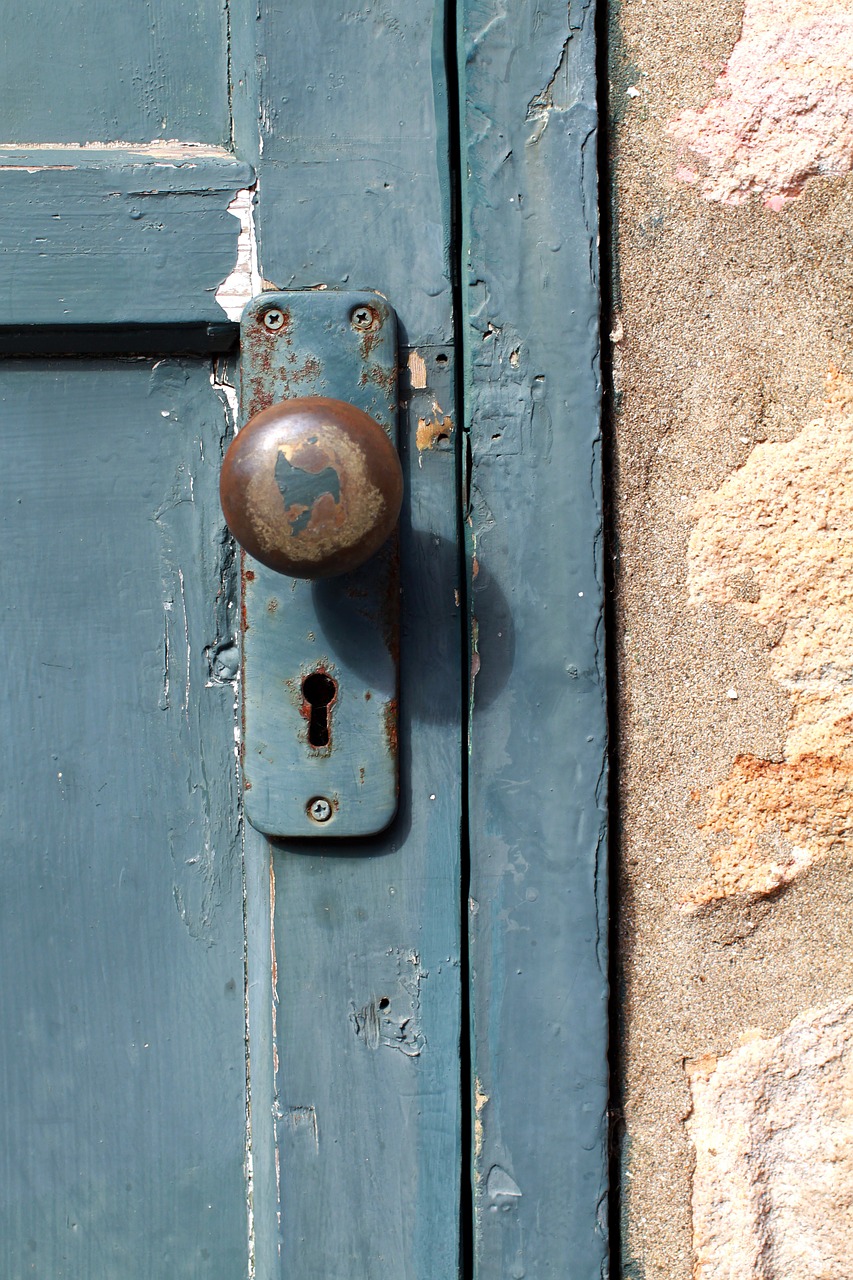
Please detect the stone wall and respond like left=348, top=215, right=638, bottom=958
left=608, top=0, right=853, bottom=1273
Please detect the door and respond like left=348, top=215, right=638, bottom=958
left=0, top=3, right=606, bottom=1277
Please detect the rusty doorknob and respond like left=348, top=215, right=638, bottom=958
left=220, top=396, right=403, bottom=579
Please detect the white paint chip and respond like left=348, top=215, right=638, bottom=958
left=215, top=185, right=261, bottom=322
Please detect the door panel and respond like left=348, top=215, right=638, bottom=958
left=0, top=0, right=231, bottom=144
left=0, top=2, right=247, bottom=336
left=249, top=4, right=454, bottom=347
left=0, top=360, right=246, bottom=1276
left=264, top=350, right=462, bottom=1280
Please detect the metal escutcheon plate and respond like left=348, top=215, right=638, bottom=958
left=238, top=291, right=399, bottom=837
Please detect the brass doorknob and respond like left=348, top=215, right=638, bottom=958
left=220, top=396, right=403, bottom=578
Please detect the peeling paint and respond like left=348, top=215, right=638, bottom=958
left=485, top=1164, right=522, bottom=1211
left=211, top=358, right=239, bottom=434
left=474, top=1077, right=489, bottom=1163
left=416, top=400, right=454, bottom=452
left=408, top=350, right=428, bottom=389
left=668, top=0, right=853, bottom=206
left=685, top=372, right=853, bottom=908
left=348, top=948, right=427, bottom=1056
left=0, top=139, right=237, bottom=161
left=150, top=361, right=239, bottom=944
left=216, top=185, right=261, bottom=321
left=525, top=34, right=577, bottom=142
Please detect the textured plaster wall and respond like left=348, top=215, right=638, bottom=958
left=609, top=0, right=853, bottom=1274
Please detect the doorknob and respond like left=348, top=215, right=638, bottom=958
left=229, top=291, right=401, bottom=839
left=219, top=396, right=403, bottom=579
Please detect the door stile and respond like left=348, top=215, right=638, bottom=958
left=459, top=1, right=610, bottom=1274
left=239, top=4, right=465, bottom=1275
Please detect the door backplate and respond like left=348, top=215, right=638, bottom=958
left=238, top=290, right=400, bottom=838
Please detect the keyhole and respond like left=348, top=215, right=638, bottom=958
left=302, top=671, right=337, bottom=748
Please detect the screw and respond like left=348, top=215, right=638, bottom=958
left=307, top=796, right=333, bottom=823
left=351, top=305, right=379, bottom=333
left=263, top=308, right=285, bottom=332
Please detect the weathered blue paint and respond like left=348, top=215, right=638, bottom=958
left=238, top=291, right=400, bottom=838
left=238, top=5, right=465, bottom=1274
left=0, top=150, right=251, bottom=337
left=0, top=360, right=248, bottom=1275
left=0, top=1, right=609, bottom=1273
left=248, top=4, right=454, bottom=348
left=267, top=349, right=463, bottom=1276
left=460, top=0, right=609, bottom=1275
left=0, top=1, right=231, bottom=144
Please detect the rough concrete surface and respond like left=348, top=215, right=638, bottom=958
left=609, top=0, right=853, bottom=1274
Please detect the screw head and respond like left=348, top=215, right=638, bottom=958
left=351, top=305, right=379, bottom=333
left=307, top=796, right=333, bottom=823
left=263, top=308, right=286, bottom=332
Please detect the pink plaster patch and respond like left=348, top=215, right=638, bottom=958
left=668, top=0, right=853, bottom=207
left=764, top=192, right=789, bottom=210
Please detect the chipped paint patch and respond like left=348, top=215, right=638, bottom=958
left=687, top=1000, right=853, bottom=1279
left=284, top=1105, right=319, bottom=1153
left=684, top=373, right=853, bottom=909
left=0, top=139, right=237, bottom=162
left=210, top=357, right=239, bottom=432
left=216, top=185, right=261, bottom=321
left=474, top=1077, right=489, bottom=1162
left=416, top=400, right=454, bottom=452
left=525, top=32, right=577, bottom=143
left=408, top=350, right=428, bottom=389
left=348, top=948, right=427, bottom=1056
left=485, top=1165, right=522, bottom=1210
left=668, top=0, right=853, bottom=207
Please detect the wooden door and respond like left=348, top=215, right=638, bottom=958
left=0, top=3, right=606, bottom=1277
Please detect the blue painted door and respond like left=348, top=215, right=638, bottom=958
left=0, top=3, right=606, bottom=1277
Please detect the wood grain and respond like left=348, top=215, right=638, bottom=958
left=0, top=152, right=252, bottom=338
left=240, top=8, right=463, bottom=1270
left=0, top=360, right=248, bottom=1276
left=0, top=0, right=230, bottom=145
left=460, top=1, right=609, bottom=1273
